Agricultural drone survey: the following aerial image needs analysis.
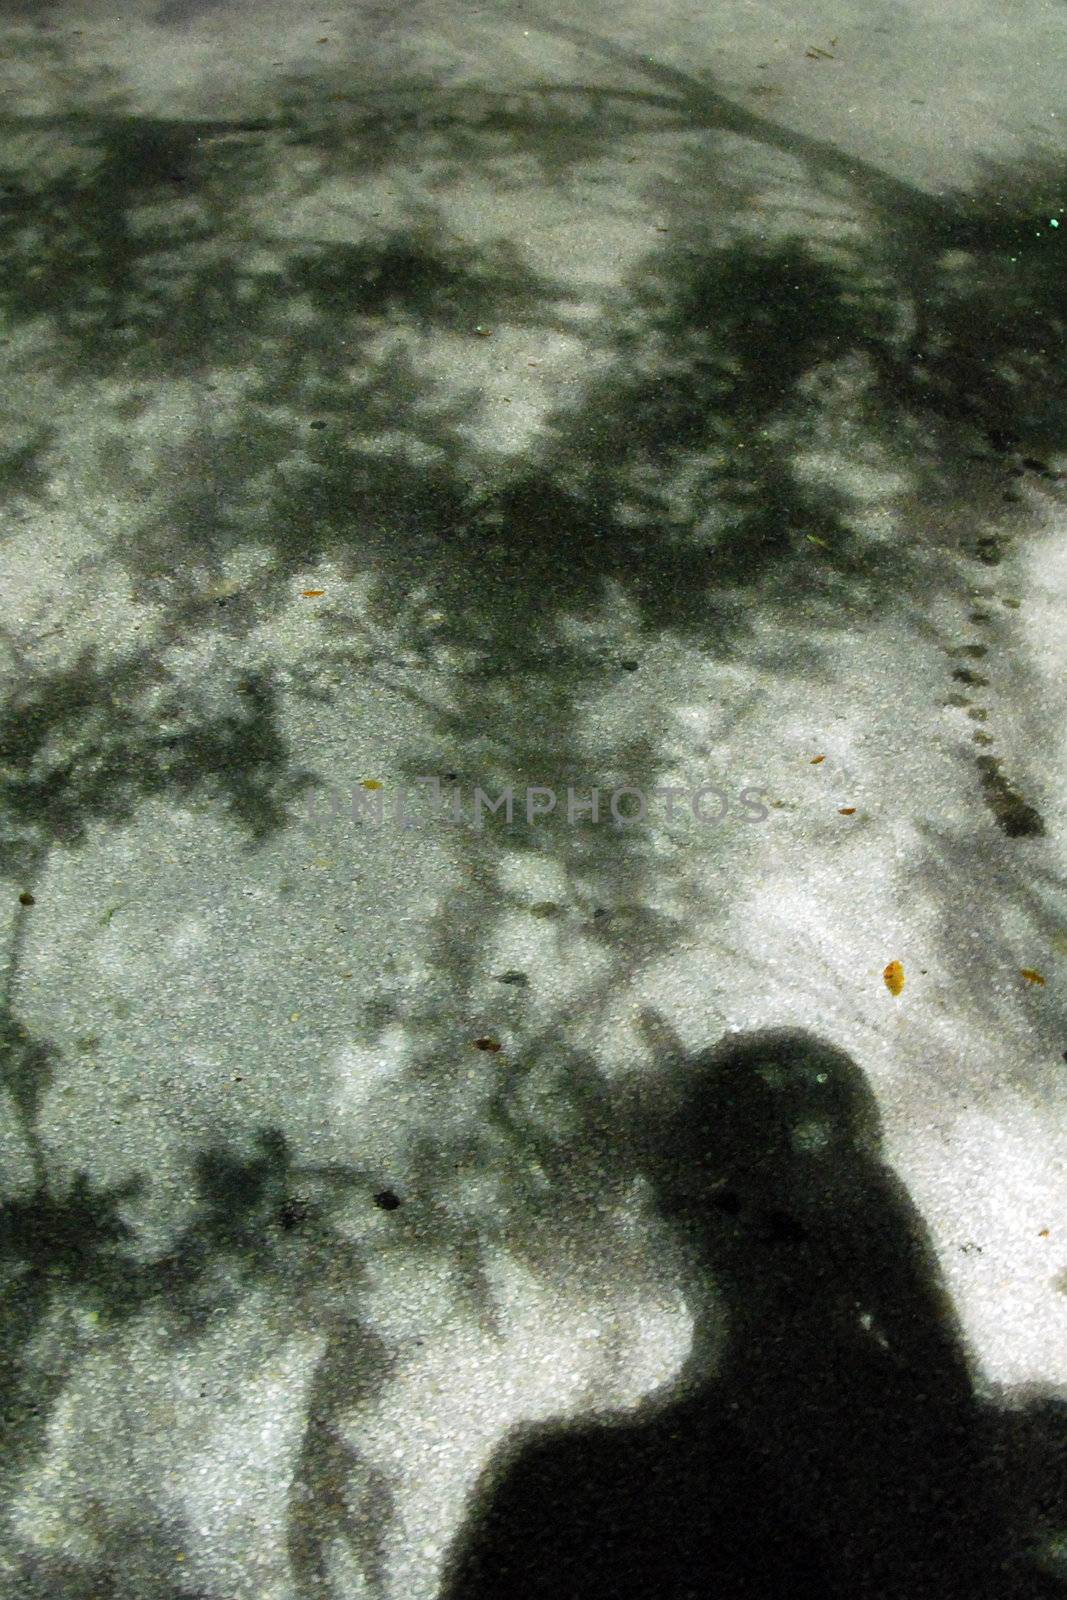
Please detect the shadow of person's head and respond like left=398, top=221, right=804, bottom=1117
left=633, top=1024, right=970, bottom=1357
left=645, top=1027, right=882, bottom=1223
left=623, top=1024, right=1065, bottom=1596
left=630, top=1026, right=906, bottom=1318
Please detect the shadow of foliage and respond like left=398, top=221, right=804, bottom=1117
left=13, top=1505, right=211, bottom=1600
left=0, top=1161, right=145, bottom=1496
left=0, top=999, right=58, bottom=1180
left=0, top=647, right=315, bottom=878
left=1, top=46, right=1063, bottom=888
left=0, top=1113, right=406, bottom=1596
left=287, top=1312, right=398, bottom=1600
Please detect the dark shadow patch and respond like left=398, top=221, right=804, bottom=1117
left=0, top=647, right=316, bottom=877
left=155, top=0, right=232, bottom=28
left=0, top=425, right=55, bottom=509
left=287, top=1316, right=398, bottom=1600
left=441, top=1027, right=1067, bottom=1599
left=975, top=754, right=1046, bottom=837
left=0, top=1164, right=147, bottom=1499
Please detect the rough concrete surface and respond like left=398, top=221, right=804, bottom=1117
left=1, top=1, right=1066, bottom=1596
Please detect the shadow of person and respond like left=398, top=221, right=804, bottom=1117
left=439, top=1028, right=1066, bottom=1599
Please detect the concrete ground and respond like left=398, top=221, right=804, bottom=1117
left=1, top=1, right=1066, bottom=1596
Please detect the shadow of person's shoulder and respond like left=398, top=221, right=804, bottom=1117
left=985, top=1385, right=1067, bottom=1592
left=440, top=1379, right=836, bottom=1600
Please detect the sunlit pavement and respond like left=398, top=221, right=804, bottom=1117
left=1, top=3, right=1066, bottom=1596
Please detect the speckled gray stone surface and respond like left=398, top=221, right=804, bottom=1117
left=1, top=2, right=1066, bottom=1597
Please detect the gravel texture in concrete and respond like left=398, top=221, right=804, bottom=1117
left=1, top=2, right=1066, bottom=1597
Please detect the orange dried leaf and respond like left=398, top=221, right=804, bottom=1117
left=301, top=588, right=325, bottom=597
left=1020, top=968, right=1046, bottom=986
left=883, top=960, right=905, bottom=996
left=838, top=807, right=856, bottom=815
left=810, top=755, right=825, bottom=764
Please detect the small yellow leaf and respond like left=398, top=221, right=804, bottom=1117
left=362, top=779, right=383, bottom=790
left=1020, top=968, right=1046, bottom=986
left=883, top=960, right=905, bottom=996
